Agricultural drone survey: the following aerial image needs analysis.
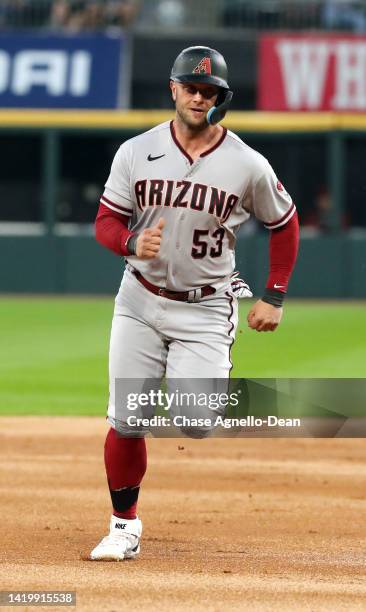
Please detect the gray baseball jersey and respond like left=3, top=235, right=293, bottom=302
left=100, top=120, right=295, bottom=291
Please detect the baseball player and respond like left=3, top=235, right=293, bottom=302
left=90, top=46, right=299, bottom=561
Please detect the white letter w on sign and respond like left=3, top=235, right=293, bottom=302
left=276, top=41, right=330, bottom=109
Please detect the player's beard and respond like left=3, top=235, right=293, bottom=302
left=176, top=104, right=209, bottom=133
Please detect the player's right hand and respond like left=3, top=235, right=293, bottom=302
left=135, top=217, right=165, bottom=259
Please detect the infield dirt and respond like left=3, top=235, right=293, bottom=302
left=1, top=417, right=366, bottom=611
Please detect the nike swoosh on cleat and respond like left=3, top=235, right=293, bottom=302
left=274, top=283, right=285, bottom=289
left=147, top=153, right=165, bottom=161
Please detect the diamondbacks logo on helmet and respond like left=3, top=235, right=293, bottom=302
left=193, top=57, right=211, bottom=75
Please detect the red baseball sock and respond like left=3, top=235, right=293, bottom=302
left=104, top=427, right=147, bottom=520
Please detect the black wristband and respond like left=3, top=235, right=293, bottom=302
left=261, top=288, right=285, bottom=308
left=126, top=234, right=138, bottom=255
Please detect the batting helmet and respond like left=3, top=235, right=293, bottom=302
left=170, top=46, right=233, bottom=125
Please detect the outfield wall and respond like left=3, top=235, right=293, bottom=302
left=0, top=111, right=365, bottom=297
left=0, top=233, right=365, bottom=297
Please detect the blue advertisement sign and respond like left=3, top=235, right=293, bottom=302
left=0, top=33, right=128, bottom=108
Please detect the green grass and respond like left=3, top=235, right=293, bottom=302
left=0, top=297, right=365, bottom=415
left=232, top=301, right=366, bottom=378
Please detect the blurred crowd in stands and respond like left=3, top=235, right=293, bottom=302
left=221, top=0, right=366, bottom=32
left=0, top=0, right=140, bottom=30
left=0, top=0, right=366, bottom=31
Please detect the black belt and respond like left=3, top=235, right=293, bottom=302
left=133, top=270, right=216, bottom=302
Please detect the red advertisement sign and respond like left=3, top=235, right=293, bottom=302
left=258, top=34, right=366, bottom=111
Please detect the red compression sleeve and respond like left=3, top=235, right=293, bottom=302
left=95, top=203, right=134, bottom=256
left=265, top=211, right=299, bottom=293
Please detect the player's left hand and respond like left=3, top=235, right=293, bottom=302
left=230, top=271, right=253, bottom=298
left=247, top=299, right=283, bottom=332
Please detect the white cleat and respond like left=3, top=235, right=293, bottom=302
left=90, top=515, right=142, bottom=561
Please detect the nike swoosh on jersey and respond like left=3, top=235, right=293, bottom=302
left=147, top=153, right=166, bottom=161
left=274, top=283, right=285, bottom=289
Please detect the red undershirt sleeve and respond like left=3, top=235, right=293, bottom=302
left=265, top=211, right=299, bottom=293
left=95, top=203, right=134, bottom=257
